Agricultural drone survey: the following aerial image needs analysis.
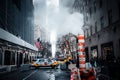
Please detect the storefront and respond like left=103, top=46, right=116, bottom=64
left=4, top=50, right=15, bottom=65
left=0, top=48, right=2, bottom=65
left=119, top=39, right=120, bottom=50
left=91, top=46, right=98, bottom=59
left=4, top=50, right=11, bottom=65
left=101, top=42, right=114, bottom=62
left=16, top=52, right=23, bottom=67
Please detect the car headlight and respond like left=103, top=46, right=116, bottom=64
left=34, top=63, right=39, bottom=66
left=64, top=60, right=67, bottom=62
left=54, top=62, right=57, bottom=64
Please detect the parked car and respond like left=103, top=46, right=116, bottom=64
left=57, top=55, right=72, bottom=64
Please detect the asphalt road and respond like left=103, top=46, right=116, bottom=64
left=0, top=68, right=70, bottom=80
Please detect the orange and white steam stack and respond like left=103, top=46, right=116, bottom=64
left=78, top=34, right=86, bottom=71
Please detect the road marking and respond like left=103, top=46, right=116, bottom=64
left=48, top=73, right=55, bottom=80
left=22, top=70, right=37, bottom=80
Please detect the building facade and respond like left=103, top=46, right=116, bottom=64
left=73, top=0, right=120, bottom=62
left=34, top=25, right=47, bottom=42
left=0, top=0, right=34, bottom=45
left=34, top=0, right=47, bottom=30
left=0, top=0, right=37, bottom=72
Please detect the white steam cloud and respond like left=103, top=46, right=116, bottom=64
left=34, top=0, right=84, bottom=37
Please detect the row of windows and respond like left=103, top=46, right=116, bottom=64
left=73, top=0, right=81, bottom=10
left=85, top=3, right=120, bottom=38
left=85, top=15, right=104, bottom=37
left=0, top=0, right=34, bottom=45
left=85, top=0, right=120, bottom=22
left=85, top=0, right=103, bottom=18
left=73, top=0, right=103, bottom=14
left=74, top=0, right=104, bottom=16
left=0, top=49, right=2, bottom=65
left=84, top=18, right=104, bottom=38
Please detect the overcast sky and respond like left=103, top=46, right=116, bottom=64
left=33, top=0, right=84, bottom=37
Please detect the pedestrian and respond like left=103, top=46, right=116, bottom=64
left=76, top=53, right=79, bottom=68
left=66, top=61, right=69, bottom=70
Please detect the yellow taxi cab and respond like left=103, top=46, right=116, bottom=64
left=31, top=58, right=59, bottom=69
left=51, top=58, right=59, bottom=68
left=67, top=55, right=72, bottom=61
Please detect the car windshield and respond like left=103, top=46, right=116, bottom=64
left=35, top=58, right=44, bottom=63
left=32, top=59, right=37, bottom=62
left=47, top=58, right=51, bottom=62
left=52, top=58, right=58, bottom=61
left=39, top=59, right=44, bottom=62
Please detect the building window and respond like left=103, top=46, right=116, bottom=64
left=86, top=13, right=88, bottom=21
left=4, top=50, right=11, bottom=65
left=11, top=52, right=15, bottom=65
left=91, top=46, right=98, bottom=59
left=89, top=7, right=92, bottom=16
left=85, top=0, right=87, bottom=5
left=0, top=48, right=2, bottom=65
left=87, top=29, right=89, bottom=37
left=118, top=2, right=120, bottom=19
left=100, top=16, right=104, bottom=29
left=108, top=10, right=112, bottom=25
left=101, top=42, right=114, bottom=62
left=119, top=39, right=120, bottom=49
left=84, top=30, right=87, bottom=38
left=95, top=21, right=97, bottom=33
left=88, top=0, right=90, bottom=3
left=86, top=0, right=89, bottom=5
left=12, top=0, right=21, bottom=10
left=94, top=1, right=96, bottom=13
left=83, top=6, right=84, bottom=11
left=90, top=26, right=92, bottom=35
left=99, top=0, right=103, bottom=8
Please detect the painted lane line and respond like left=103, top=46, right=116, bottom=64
left=22, top=70, right=37, bottom=80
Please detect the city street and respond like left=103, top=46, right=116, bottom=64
left=0, top=0, right=120, bottom=80
left=0, top=68, right=70, bottom=80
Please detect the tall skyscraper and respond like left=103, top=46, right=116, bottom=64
left=0, top=0, right=34, bottom=45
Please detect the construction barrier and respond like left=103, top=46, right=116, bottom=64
left=79, top=54, right=86, bottom=71
left=78, top=34, right=86, bottom=71
left=70, top=68, right=96, bottom=80
left=71, top=68, right=78, bottom=80
left=70, top=34, right=96, bottom=80
left=80, top=68, right=96, bottom=80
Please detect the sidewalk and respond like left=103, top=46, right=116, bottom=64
left=0, top=65, right=18, bottom=73
left=0, top=66, right=8, bottom=74
left=0, top=64, right=31, bottom=76
left=0, top=65, right=19, bottom=77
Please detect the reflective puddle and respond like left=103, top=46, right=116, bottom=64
left=48, top=73, right=55, bottom=80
